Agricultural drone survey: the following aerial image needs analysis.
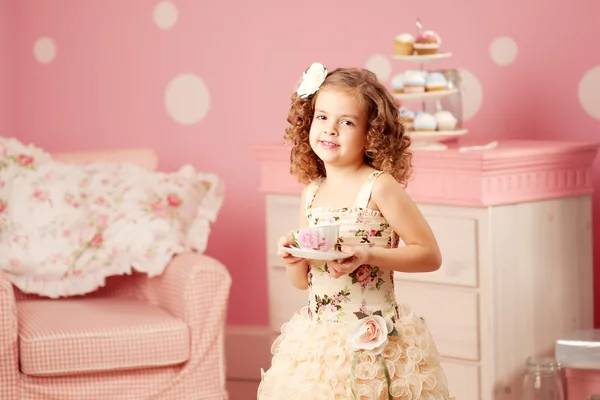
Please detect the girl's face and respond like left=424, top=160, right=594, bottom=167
left=309, top=87, right=368, bottom=169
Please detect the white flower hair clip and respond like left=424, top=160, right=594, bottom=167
left=296, top=62, right=328, bottom=99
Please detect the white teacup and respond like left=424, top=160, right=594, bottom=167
left=292, top=225, right=339, bottom=252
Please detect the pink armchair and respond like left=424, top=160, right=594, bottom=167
left=0, top=149, right=232, bottom=400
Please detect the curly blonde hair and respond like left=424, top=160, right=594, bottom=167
left=284, top=67, right=412, bottom=186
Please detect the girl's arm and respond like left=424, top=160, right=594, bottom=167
left=365, top=173, right=442, bottom=273
left=282, top=186, right=310, bottom=289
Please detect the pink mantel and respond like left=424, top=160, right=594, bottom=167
left=252, top=139, right=600, bottom=207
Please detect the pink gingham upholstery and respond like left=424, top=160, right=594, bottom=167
left=18, top=297, right=190, bottom=376
left=0, top=272, right=18, bottom=399
left=0, top=252, right=232, bottom=400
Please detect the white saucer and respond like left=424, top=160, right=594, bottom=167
left=280, top=246, right=353, bottom=261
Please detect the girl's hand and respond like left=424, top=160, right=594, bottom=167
left=277, top=233, right=306, bottom=268
left=328, top=246, right=370, bottom=278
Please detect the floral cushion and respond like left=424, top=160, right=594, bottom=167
left=0, top=137, right=224, bottom=298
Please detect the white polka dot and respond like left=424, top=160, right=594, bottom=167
left=153, top=1, right=178, bottom=30
left=458, top=69, right=483, bottom=121
left=33, top=37, right=56, bottom=64
left=579, top=66, right=600, bottom=120
left=490, top=37, right=518, bottom=66
left=365, top=54, right=392, bottom=83
left=165, top=74, right=210, bottom=125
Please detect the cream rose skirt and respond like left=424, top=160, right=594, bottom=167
left=257, top=304, right=452, bottom=400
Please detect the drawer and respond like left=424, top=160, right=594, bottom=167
left=442, top=360, right=480, bottom=400
left=396, top=214, right=479, bottom=287
left=265, top=195, right=302, bottom=262
left=267, top=266, right=308, bottom=332
left=394, top=281, right=480, bottom=361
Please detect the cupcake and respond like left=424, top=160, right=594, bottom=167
left=399, top=107, right=415, bottom=131
left=425, top=72, right=448, bottom=92
left=391, top=73, right=404, bottom=93
left=403, top=70, right=426, bottom=93
left=393, top=33, right=415, bottom=56
left=434, top=111, right=458, bottom=131
left=414, top=30, right=441, bottom=55
left=413, top=112, right=437, bottom=132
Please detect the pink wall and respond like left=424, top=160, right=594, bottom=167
left=6, top=0, right=600, bottom=326
left=0, top=1, right=12, bottom=137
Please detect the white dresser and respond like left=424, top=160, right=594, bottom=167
left=252, top=139, right=599, bottom=400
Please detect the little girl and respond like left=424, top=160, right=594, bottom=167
left=258, top=62, right=452, bottom=399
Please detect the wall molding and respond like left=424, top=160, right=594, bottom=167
left=225, top=325, right=276, bottom=381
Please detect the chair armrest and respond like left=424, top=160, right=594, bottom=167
left=140, top=252, right=232, bottom=323
left=130, top=253, right=232, bottom=393
left=141, top=252, right=232, bottom=388
left=0, top=271, right=19, bottom=399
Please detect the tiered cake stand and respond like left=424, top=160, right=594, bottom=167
left=391, top=51, right=468, bottom=151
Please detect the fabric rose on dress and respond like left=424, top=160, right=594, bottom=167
left=348, top=314, right=393, bottom=355
left=381, top=340, right=402, bottom=363
left=354, top=383, right=377, bottom=400
left=389, top=375, right=423, bottom=399
left=297, top=62, right=328, bottom=99
left=354, top=361, right=377, bottom=380
left=323, top=343, right=346, bottom=368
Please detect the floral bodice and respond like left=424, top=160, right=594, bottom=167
left=305, top=171, right=400, bottom=325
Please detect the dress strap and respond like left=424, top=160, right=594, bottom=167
left=305, top=178, right=325, bottom=210
left=352, top=171, right=384, bottom=209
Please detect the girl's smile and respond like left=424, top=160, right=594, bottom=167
left=319, top=140, right=339, bottom=149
